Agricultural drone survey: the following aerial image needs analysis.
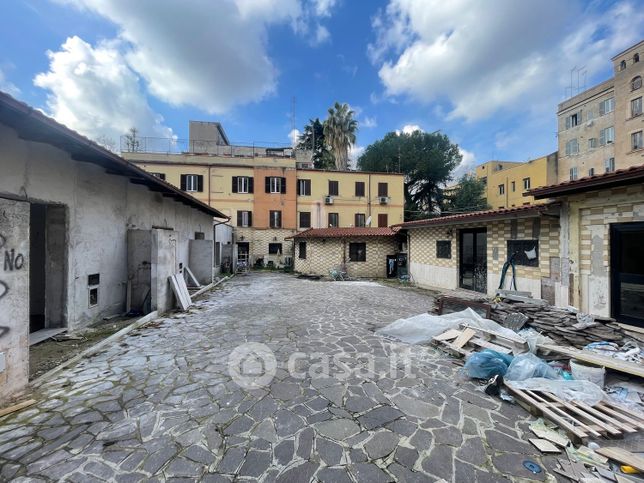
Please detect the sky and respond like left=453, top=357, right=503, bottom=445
left=1, top=0, right=642, bottom=178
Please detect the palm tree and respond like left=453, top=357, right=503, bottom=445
left=323, top=102, right=358, bottom=170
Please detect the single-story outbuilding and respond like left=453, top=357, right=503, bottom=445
left=529, top=164, right=644, bottom=327
left=396, top=203, right=564, bottom=304
left=290, top=227, right=405, bottom=279
left=0, top=91, right=227, bottom=400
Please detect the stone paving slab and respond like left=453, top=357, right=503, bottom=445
left=0, top=273, right=560, bottom=482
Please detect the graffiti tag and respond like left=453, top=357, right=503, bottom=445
left=4, top=249, right=24, bottom=271
left=0, top=280, right=7, bottom=301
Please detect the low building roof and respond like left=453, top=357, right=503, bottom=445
left=528, top=164, right=644, bottom=199
left=394, top=202, right=559, bottom=229
left=0, top=91, right=227, bottom=219
left=289, top=227, right=400, bottom=239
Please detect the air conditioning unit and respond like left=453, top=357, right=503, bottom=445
left=378, top=196, right=390, bottom=204
left=324, top=196, right=334, bottom=205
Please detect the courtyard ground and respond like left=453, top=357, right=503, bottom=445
left=0, top=273, right=560, bottom=482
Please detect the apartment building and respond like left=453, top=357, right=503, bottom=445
left=557, top=40, right=643, bottom=182
left=475, top=153, right=558, bottom=209
left=123, top=121, right=404, bottom=266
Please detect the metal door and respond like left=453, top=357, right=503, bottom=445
left=459, top=228, right=487, bottom=293
left=610, top=222, right=644, bottom=327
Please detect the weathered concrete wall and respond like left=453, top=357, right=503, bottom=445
left=214, top=223, right=234, bottom=276
left=189, top=239, right=214, bottom=284
left=0, top=199, right=30, bottom=401
left=127, top=230, right=152, bottom=313
left=151, top=229, right=178, bottom=314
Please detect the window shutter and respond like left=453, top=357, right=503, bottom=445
left=354, top=214, right=359, bottom=227
left=232, top=177, right=238, bottom=193
left=599, top=101, right=605, bottom=116
left=247, top=212, right=252, bottom=227
left=237, top=211, right=242, bottom=227
left=197, top=175, right=204, bottom=192
left=265, top=177, right=271, bottom=193
left=277, top=211, right=282, bottom=227
left=248, top=177, right=254, bottom=193
left=297, top=180, right=301, bottom=195
left=281, top=177, right=287, bottom=194
left=180, top=174, right=187, bottom=191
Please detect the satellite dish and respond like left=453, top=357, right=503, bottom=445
left=366, top=216, right=372, bottom=226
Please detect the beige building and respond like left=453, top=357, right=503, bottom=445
left=557, top=40, right=643, bottom=182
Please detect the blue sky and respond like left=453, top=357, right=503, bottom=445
left=1, top=0, right=642, bottom=176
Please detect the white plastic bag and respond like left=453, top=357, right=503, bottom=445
left=570, top=359, right=605, bottom=386
left=506, top=378, right=605, bottom=406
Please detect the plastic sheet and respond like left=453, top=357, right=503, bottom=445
left=376, top=308, right=524, bottom=345
left=506, top=378, right=606, bottom=406
left=504, top=352, right=558, bottom=381
left=517, top=327, right=556, bottom=354
left=464, top=349, right=514, bottom=379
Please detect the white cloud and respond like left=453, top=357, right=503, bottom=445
left=369, top=0, right=644, bottom=122
left=34, top=36, right=172, bottom=143
left=348, top=144, right=365, bottom=169
left=396, top=124, right=422, bottom=135
left=288, top=128, right=300, bottom=146
left=0, top=68, right=20, bottom=97
left=313, top=24, right=331, bottom=45
left=362, top=116, right=377, bottom=128
left=313, top=0, right=337, bottom=17
left=452, top=147, right=477, bottom=179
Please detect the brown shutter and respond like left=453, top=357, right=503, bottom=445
left=248, top=177, right=254, bottom=193
left=265, top=177, right=271, bottom=193
left=197, top=175, right=204, bottom=192
left=248, top=212, right=252, bottom=227
left=378, top=182, right=388, bottom=197
left=180, top=174, right=187, bottom=190
left=237, top=211, right=242, bottom=227
left=378, top=213, right=388, bottom=227
left=232, top=177, right=238, bottom=193
left=281, top=177, right=287, bottom=193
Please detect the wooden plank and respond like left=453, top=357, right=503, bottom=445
left=538, top=392, right=622, bottom=436
left=530, top=425, right=570, bottom=447
left=616, top=323, right=644, bottom=335
left=469, top=338, right=513, bottom=354
left=597, top=400, right=644, bottom=426
left=526, top=390, right=602, bottom=438
left=537, top=344, right=644, bottom=378
left=570, top=400, right=636, bottom=434
left=452, top=328, right=476, bottom=349
left=529, top=438, right=561, bottom=453
left=594, top=447, right=644, bottom=473
left=433, top=329, right=461, bottom=342
left=0, top=399, right=36, bottom=418
left=595, top=402, right=644, bottom=430
left=460, top=323, right=529, bottom=353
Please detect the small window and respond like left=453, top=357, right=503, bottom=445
left=269, top=210, right=282, bottom=228
left=378, top=182, right=388, bottom=197
left=298, top=241, right=307, bottom=259
left=299, top=212, right=311, bottom=229
left=523, top=177, right=531, bottom=190
left=569, top=167, right=578, bottom=180
left=88, top=273, right=100, bottom=285
left=507, top=240, right=539, bottom=267
left=565, top=111, right=580, bottom=129
left=498, top=184, right=505, bottom=195
left=605, top=157, right=615, bottom=173
left=328, top=180, right=339, bottom=196
left=632, top=131, right=644, bottom=151
left=181, top=174, right=203, bottom=192
left=600, top=126, right=615, bottom=145
left=88, top=273, right=100, bottom=308
left=511, top=181, right=516, bottom=192
left=355, top=181, right=365, bottom=197
left=237, top=211, right=252, bottom=227
left=349, top=242, right=366, bottom=262
left=355, top=213, right=366, bottom=227
left=589, top=167, right=595, bottom=176
left=436, top=240, right=451, bottom=259
left=632, top=76, right=642, bottom=91
left=268, top=243, right=282, bottom=255
left=195, top=232, right=205, bottom=240
left=151, top=172, right=166, bottom=180
left=634, top=53, right=640, bottom=63
left=297, top=179, right=311, bottom=196
left=588, top=138, right=597, bottom=149
left=89, top=288, right=98, bottom=307
left=232, top=176, right=252, bottom=194
left=620, top=60, right=626, bottom=71
left=328, top=213, right=339, bottom=227
left=565, top=138, right=579, bottom=155
left=631, top=97, right=642, bottom=117
left=599, top=97, right=615, bottom=115
left=378, top=213, right=388, bottom=228
left=267, top=177, right=284, bottom=194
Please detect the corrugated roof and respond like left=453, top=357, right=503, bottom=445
left=289, top=227, right=400, bottom=239
left=395, top=202, right=559, bottom=228
left=0, top=90, right=227, bottom=219
left=528, top=163, right=644, bottom=199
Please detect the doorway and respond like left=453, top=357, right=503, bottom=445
left=610, top=222, right=644, bottom=327
left=459, top=228, right=487, bottom=293
left=29, top=203, right=67, bottom=336
left=386, top=255, right=397, bottom=278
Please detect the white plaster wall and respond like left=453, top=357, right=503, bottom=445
left=409, top=262, right=458, bottom=291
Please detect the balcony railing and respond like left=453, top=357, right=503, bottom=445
left=120, top=136, right=294, bottom=158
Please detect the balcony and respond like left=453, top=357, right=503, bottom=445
left=120, top=136, right=294, bottom=158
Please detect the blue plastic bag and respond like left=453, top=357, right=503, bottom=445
left=464, top=349, right=514, bottom=379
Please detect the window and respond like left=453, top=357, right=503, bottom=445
left=266, top=177, right=286, bottom=194
left=151, top=172, right=166, bottom=180
left=269, top=210, right=282, bottom=228
left=589, top=168, right=595, bottom=176
left=507, top=240, right=539, bottom=267
left=232, top=176, right=253, bottom=193
left=181, top=174, right=203, bottom=192
left=632, top=131, right=644, bottom=151
left=565, top=138, right=579, bottom=155
left=498, top=184, right=505, bottom=195
left=565, top=111, right=580, bottom=129
left=588, top=138, right=597, bottom=149
left=635, top=53, right=640, bottom=63
left=600, top=126, right=615, bottom=145
left=299, top=211, right=311, bottom=228
left=569, top=167, right=578, bottom=180
left=297, top=179, right=311, bottom=196
left=328, top=213, right=339, bottom=227
left=620, top=60, right=626, bottom=71
left=237, top=211, right=252, bottom=227
left=632, top=76, right=642, bottom=91
left=355, top=213, right=366, bottom=227
left=599, top=97, right=615, bottom=115
left=378, top=213, right=388, bottom=228
left=349, top=242, right=366, bottom=262
left=355, top=181, right=365, bottom=197
left=631, top=97, right=643, bottom=117
left=88, top=273, right=100, bottom=308
left=523, top=178, right=531, bottom=190
left=195, top=232, right=205, bottom=240
left=298, top=241, right=307, bottom=259
left=605, top=157, right=615, bottom=173
left=378, top=182, right=388, bottom=197
left=511, top=181, right=516, bottom=192
left=436, top=240, right=451, bottom=259
left=268, top=243, right=283, bottom=255
left=328, top=180, right=339, bottom=196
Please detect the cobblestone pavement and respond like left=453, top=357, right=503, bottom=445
left=0, top=273, right=560, bottom=482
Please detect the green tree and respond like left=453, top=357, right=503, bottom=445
left=296, top=118, right=335, bottom=169
left=358, top=130, right=461, bottom=219
left=323, top=102, right=358, bottom=171
left=443, top=174, right=489, bottom=213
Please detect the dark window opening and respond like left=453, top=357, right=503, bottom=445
left=507, top=239, right=539, bottom=267
left=378, top=213, right=388, bottom=227
left=195, top=232, right=205, bottom=240
left=328, top=213, right=339, bottom=227
left=378, top=182, right=388, bottom=197
left=355, top=181, right=365, bottom=197
left=88, top=273, right=100, bottom=285
left=299, top=212, right=311, bottom=228
left=298, top=241, right=307, bottom=259
left=355, top=213, right=366, bottom=227
left=269, top=210, right=282, bottom=228
left=268, top=243, right=283, bottom=254
left=297, top=179, right=311, bottom=196
left=436, top=240, right=451, bottom=259
left=328, top=180, right=339, bottom=196
left=349, top=242, right=366, bottom=262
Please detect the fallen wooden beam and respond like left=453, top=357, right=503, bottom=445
left=0, top=399, right=36, bottom=418
left=595, top=447, right=644, bottom=473
left=537, top=344, right=644, bottom=378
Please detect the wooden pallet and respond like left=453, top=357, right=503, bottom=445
left=505, top=385, right=644, bottom=443
left=459, top=323, right=529, bottom=354
left=432, top=328, right=513, bottom=357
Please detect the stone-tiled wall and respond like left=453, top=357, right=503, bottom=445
left=294, top=237, right=399, bottom=278
left=235, top=227, right=297, bottom=263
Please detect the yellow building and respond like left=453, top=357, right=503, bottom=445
left=122, top=121, right=404, bottom=266
left=475, top=153, right=558, bottom=209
